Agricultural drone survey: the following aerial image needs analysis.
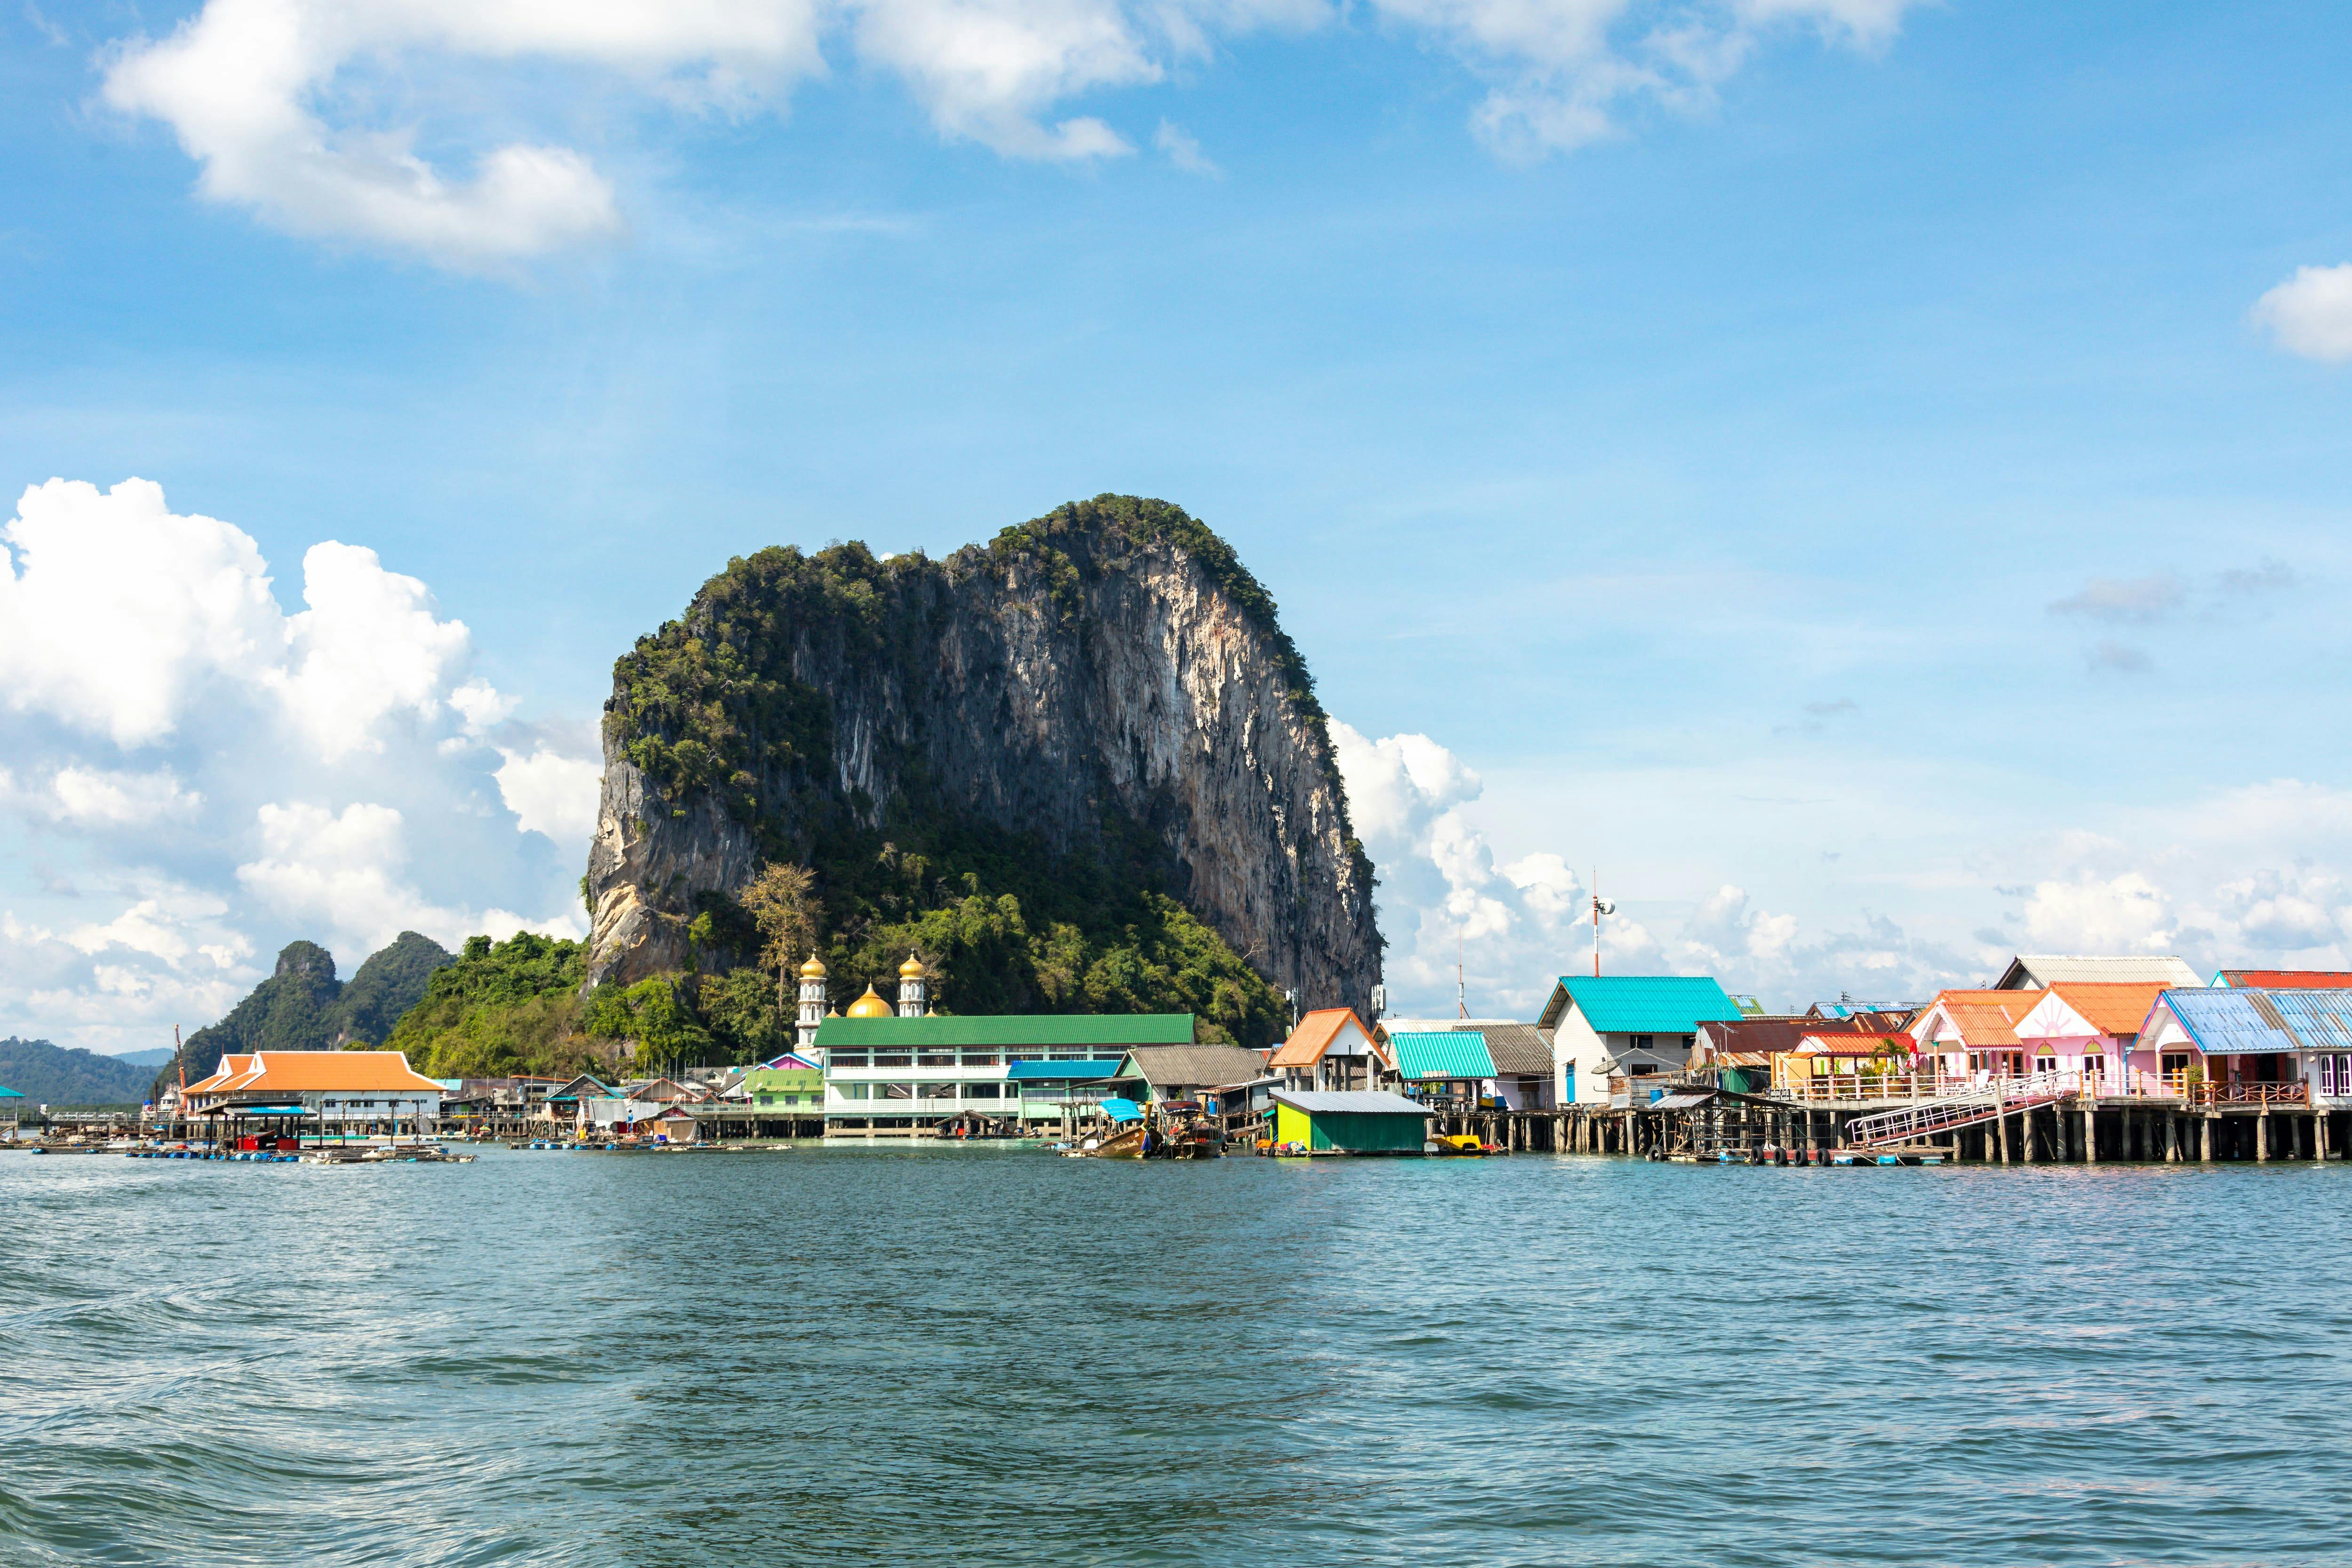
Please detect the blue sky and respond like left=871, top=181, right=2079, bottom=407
left=3, top=0, right=2351, bottom=1049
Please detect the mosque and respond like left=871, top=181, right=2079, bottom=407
left=794, top=949, right=1194, bottom=1139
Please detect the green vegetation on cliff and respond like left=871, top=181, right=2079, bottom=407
left=0, top=1038, right=156, bottom=1107
left=158, top=934, right=454, bottom=1097
left=605, top=496, right=1307, bottom=1045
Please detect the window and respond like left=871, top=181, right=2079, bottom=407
left=1630, top=1035, right=1653, bottom=1051
left=880, top=1083, right=916, bottom=1100
left=2325, top=1057, right=2338, bottom=1096
left=834, top=1084, right=871, bottom=1101
left=921, top=1082, right=958, bottom=1100
left=961, top=1052, right=1001, bottom=1066
left=1049, top=1051, right=1092, bottom=1061
left=757, top=1094, right=773, bottom=1106
left=829, top=1052, right=868, bottom=1069
left=964, top=1083, right=1001, bottom=1099
left=917, top=1053, right=956, bottom=1067
left=873, top=1054, right=913, bottom=1068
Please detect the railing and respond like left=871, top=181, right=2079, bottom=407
left=2186, top=1081, right=2308, bottom=1108
left=1774, top=1067, right=2196, bottom=1104
left=1843, top=1070, right=2077, bottom=1148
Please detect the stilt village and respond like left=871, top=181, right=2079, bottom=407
left=13, top=947, right=2352, bottom=1166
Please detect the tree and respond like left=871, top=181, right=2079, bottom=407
left=585, top=977, right=712, bottom=1077
left=739, top=862, right=822, bottom=1017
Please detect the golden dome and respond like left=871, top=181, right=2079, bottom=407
left=798, top=952, right=827, bottom=979
left=847, top=985, right=892, bottom=1018
left=898, top=952, right=927, bottom=980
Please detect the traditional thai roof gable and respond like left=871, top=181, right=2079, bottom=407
left=2014, top=982, right=2170, bottom=1045
left=193, top=1051, right=444, bottom=1095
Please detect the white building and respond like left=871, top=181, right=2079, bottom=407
left=1537, top=976, right=1743, bottom=1107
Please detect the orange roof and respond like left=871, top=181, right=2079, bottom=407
left=1271, top=1008, right=1376, bottom=1067
left=2042, top=982, right=2170, bottom=1037
left=185, top=1053, right=254, bottom=1094
left=2221, top=971, right=2352, bottom=989
left=1920, top=990, right=2043, bottom=1047
left=194, top=1051, right=443, bottom=1095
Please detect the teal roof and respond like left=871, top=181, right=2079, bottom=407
left=1004, top=1059, right=1126, bottom=1081
left=813, top=1014, right=1192, bottom=1048
left=0, top=1085, right=22, bottom=1098
left=1555, top=976, right=1741, bottom=1035
left=1389, top=1030, right=1497, bottom=1081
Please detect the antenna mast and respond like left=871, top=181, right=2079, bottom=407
left=1593, top=870, right=1601, bottom=978
left=1456, top=929, right=1467, bottom=1020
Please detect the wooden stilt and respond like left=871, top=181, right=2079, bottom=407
left=2021, top=1106, right=2038, bottom=1163
left=2083, top=1103, right=2097, bottom=1164
left=1995, top=1107, right=2010, bottom=1165
left=2257, top=1111, right=2270, bottom=1163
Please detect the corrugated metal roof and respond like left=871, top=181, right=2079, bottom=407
left=1118, top=1044, right=1267, bottom=1088
left=812, top=1014, right=1192, bottom=1048
left=1269, top=1090, right=1430, bottom=1116
left=1003, top=1059, right=1126, bottom=1081
left=1556, top=976, right=1742, bottom=1035
left=2216, top=970, right=2352, bottom=990
left=2162, top=989, right=2352, bottom=1056
left=1389, top=1031, right=1497, bottom=1080
left=1996, top=955, right=2201, bottom=989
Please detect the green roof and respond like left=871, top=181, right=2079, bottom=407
left=1553, top=976, right=1741, bottom=1035
left=1389, top=1031, right=1497, bottom=1081
left=813, top=1014, right=1193, bottom=1048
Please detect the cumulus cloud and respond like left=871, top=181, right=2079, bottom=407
left=2253, top=263, right=2352, bottom=363
left=0, top=477, right=593, bottom=1053
left=98, top=0, right=1921, bottom=264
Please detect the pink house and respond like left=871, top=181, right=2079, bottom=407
left=2010, top=982, right=2172, bottom=1094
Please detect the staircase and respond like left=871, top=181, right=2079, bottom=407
left=1843, top=1072, right=2075, bottom=1149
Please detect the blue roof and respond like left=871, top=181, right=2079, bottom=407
left=1004, top=1059, right=1126, bottom=1082
left=1389, top=1031, right=1497, bottom=1081
left=1100, top=1097, right=1144, bottom=1122
left=0, top=1085, right=22, bottom=1098
left=1553, top=976, right=1742, bottom=1035
left=2161, top=989, right=2352, bottom=1056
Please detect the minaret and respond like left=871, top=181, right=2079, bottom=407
left=898, top=953, right=928, bottom=1018
left=796, top=953, right=827, bottom=1051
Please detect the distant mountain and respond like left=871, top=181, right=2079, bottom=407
left=109, top=1047, right=179, bottom=1069
left=0, top=1038, right=157, bottom=1107
left=155, top=933, right=455, bottom=1098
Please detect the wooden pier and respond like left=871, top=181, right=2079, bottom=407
left=1417, top=1088, right=2350, bottom=1165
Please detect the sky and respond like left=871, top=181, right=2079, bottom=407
left=3, top=0, right=2351, bottom=1053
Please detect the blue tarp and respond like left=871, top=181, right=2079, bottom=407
left=1004, top=1059, right=1126, bottom=1082
left=1100, top=1097, right=1144, bottom=1122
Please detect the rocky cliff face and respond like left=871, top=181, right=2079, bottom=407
left=583, top=496, right=1382, bottom=1023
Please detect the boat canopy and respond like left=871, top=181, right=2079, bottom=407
left=1099, top=1097, right=1144, bottom=1122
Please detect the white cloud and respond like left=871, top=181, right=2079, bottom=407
left=1153, top=118, right=1219, bottom=174
left=275, top=542, right=471, bottom=760
left=2253, top=263, right=2352, bottom=364
left=494, top=746, right=603, bottom=849
left=0, top=477, right=591, bottom=1053
left=0, top=478, right=282, bottom=747
left=97, top=0, right=1918, bottom=264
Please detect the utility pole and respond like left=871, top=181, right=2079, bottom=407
left=1591, top=873, right=1616, bottom=978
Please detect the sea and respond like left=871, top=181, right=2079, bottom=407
left=5, top=1147, right=2350, bottom=1566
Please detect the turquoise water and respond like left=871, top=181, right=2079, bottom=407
left=5, top=1148, right=2350, bottom=1565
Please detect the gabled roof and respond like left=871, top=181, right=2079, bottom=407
left=1697, top=1017, right=1872, bottom=1059
left=813, top=1014, right=1193, bottom=1048
left=1914, top=990, right=2042, bottom=1048
left=1380, top=1019, right=1551, bottom=1075
left=1390, top=1031, right=1498, bottom=1081
left=1115, top=1043, right=1266, bottom=1089
left=1541, top=976, right=1741, bottom=1035
left=2214, top=970, right=2352, bottom=990
left=2157, top=988, right=2352, bottom=1056
left=1992, top=954, right=2201, bottom=990
left=1270, top=1008, right=1381, bottom=1068
left=2034, top=982, right=2171, bottom=1039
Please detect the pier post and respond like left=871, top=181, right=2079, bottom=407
left=1994, top=1107, right=2010, bottom=1165
left=2083, top=1104, right=2097, bottom=1163
left=2257, top=1110, right=2270, bottom=1162
left=2164, top=1115, right=2178, bottom=1163
left=2321, top=1112, right=2333, bottom=1163
left=2021, top=1107, right=2038, bottom=1163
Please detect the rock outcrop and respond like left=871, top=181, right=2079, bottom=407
left=583, top=495, right=1381, bottom=1022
